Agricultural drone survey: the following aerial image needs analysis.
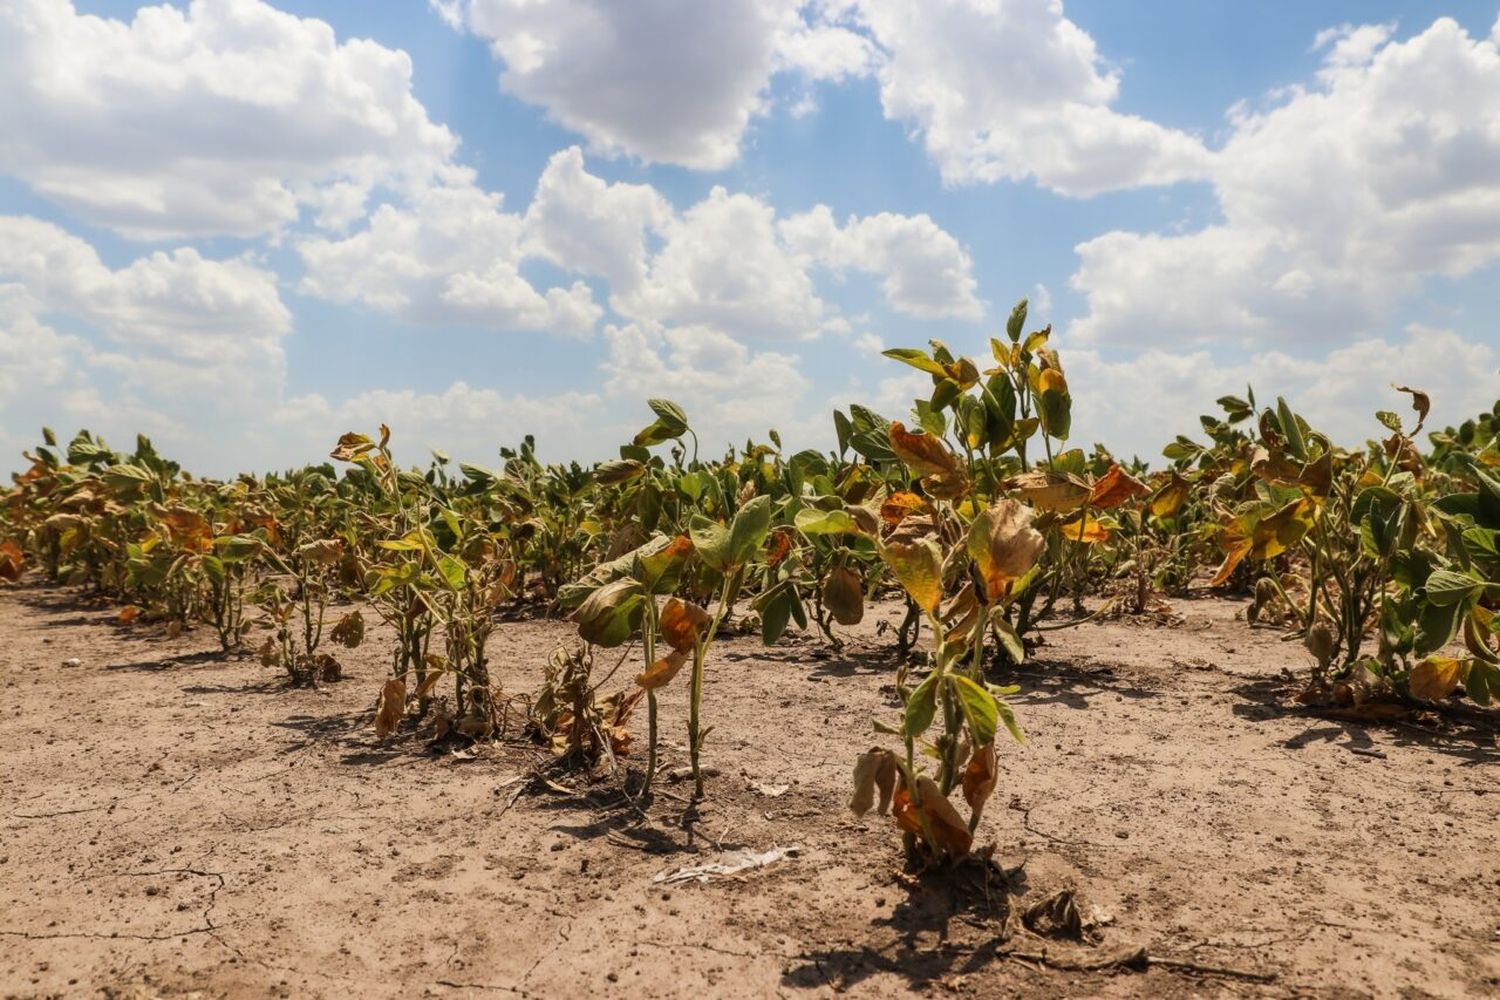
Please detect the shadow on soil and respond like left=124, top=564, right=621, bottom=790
left=1230, top=676, right=1500, bottom=766
left=781, top=857, right=1024, bottom=993
left=1006, top=660, right=1162, bottom=711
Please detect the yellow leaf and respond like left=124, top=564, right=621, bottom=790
left=1409, top=657, right=1465, bottom=702
left=880, top=538, right=944, bottom=614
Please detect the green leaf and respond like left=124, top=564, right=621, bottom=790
left=794, top=507, right=860, bottom=535
left=214, top=535, right=263, bottom=563
left=989, top=610, right=1025, bottom=665
left=573, top=579, right=646, bottom=648
left=1424, top=569, right=1482, bottom=607
left=689, top=515, right=734, bottom=573
left=1415, top=598, right=1464, bottom=656
left=728, top=495, right=772, bottom=566
left=994, top=696, right=1025, bottom=745
left=950, top=675, right=998, bottom=747
left=1276, top=397, right=1307, bottom=461
left=649, top=398, right=689, bottom=430
left=903, top=671, right=940, bottom=738
left=1006, top=299, right=1028, bottom=343
left=436, top=554, right=467, bottom=591
left=761, top=588, right=793, bottom=645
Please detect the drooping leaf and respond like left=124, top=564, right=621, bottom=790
left=962, top=743, right=998, bottom=825
left=881, top=538, right=944, bottom=614
left=636, top=650, right=689, bottom=690
left=1088, top=465, right=1148, bottom=509
left=823, top=567, right=864, bottom=626
left=903, top=671, right=940, bottom=738
left=660, top=597, right=711, bottom=653
left=966, top=499, right=1045, bottom=602
left=849, top=748, right=898, bottom=816
left=893, top=776, right=972, bottom=857
left=373, top=677, right=406, bottom=739
left=950, top=675, right=999, bottom=747
left=573, top=579, right=646, bottom=648
left=1004, top=470, right=1090, bottom=513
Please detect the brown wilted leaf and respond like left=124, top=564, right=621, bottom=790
left=295, top=538, right=345, bottom=565
left=1393, top=384, right=1430, bottom=433
left=962, top=742, right=997, bottom=823
left=636, top=649, right=689, bottom=690
left=880, top=491, right=931, bottom=526
left=373, top=677, right=406, bottom=739
left=660, top=597, right=711, bottom=654
left=967, top=499, right=1045, bottom=602
left=823, top=567, right=864, bottom=626
left=764, top=527, right=794, bottom=568
left=329, top=432, right=375, bottom=462
left=160, top=507, right=212, bottom=553
left=314, top=654, right=342, bottom=682
left=414, top=670, right=446, bottom=699
left=849, top=748, right=897, bottom=816
left=888, top=422, right=959, bottom=477
left=893, top=775, right=973, bottom=857
left=116, top=605, right=141, bottom=625
left=1088, top=465, right=1148, bottom=509
left=1004, top=471, right=1090, bottom=513
left=330, top=610, right=365, bottom=648
left=0, top=538, right=24, bottom=582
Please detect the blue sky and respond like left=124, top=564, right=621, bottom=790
left=3, top=1, right=1499, bottom=476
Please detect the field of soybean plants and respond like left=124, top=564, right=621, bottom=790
left=2, top=306, right=1498, bottom=998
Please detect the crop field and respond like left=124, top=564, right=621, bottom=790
left=2, top=310, right=1498, bottom=998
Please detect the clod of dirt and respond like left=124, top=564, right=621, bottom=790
left=62, top=657, right=81, bottom=667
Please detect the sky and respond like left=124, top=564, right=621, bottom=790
left=2, top=0, right=1499, bottom=477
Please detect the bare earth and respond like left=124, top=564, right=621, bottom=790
left=2, top=581, right=1497, bottom=1000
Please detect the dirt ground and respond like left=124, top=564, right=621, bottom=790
left=2, top=580, right=1497, bottom=1000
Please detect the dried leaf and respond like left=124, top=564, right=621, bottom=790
left=1005, top=471, right=1090, bottom=513
left=660, top=597, right=711, bottom=653
left=849, top=748, right=898, bottom=816
left=962, top=743, right=997, bottom=823
left=1088, top=465, right=1148, bottom=509
left=880, top=491, right=932, bottom=526
left=373, top=677, right=406, bottom=739
left=330, top=610, right=365, bottom=648
left=967, top=499, right=1045, bottom=602
left=888, top=422, right=959, bottom=477
left=893, top=775, right=973, bottom=857
left=635, top=649, right=689, bottom=690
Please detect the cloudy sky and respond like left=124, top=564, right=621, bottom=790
left=3, top=0, right=1499, bottom=476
